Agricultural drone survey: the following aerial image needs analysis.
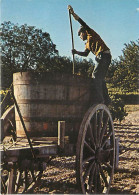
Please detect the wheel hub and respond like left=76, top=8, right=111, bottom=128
left=95, top=148, right=110, bottom=162
left=95, top=148, right=101, bottom=162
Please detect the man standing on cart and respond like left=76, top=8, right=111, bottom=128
left=68, top=5, right=111, bottom=105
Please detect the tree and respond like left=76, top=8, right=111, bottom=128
left=74, top=57, right=95, bottom=77
left=42, top=56, right=94, bottom=77
left=43, top=55, right=73, bottom=73
left=0, top=21, right=58, bottom=88
left=106, top=59, right=118, bottom=85
left=111, top=40, right=139, bottom=92
left=1, top=21, right=95, bottom=89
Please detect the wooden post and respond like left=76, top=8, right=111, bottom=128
left=115, top=137, right=119, bottom=169
left=1, top=118, right=4, bottom=141
left=58, top=121, right=65, bottom=149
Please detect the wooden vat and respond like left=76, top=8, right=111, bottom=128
left=13, top=72, right=93, bottom=137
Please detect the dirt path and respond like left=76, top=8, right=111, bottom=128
left=33, top=110, right=139, bottom=194
left=110, top=110, right=139, bottom=194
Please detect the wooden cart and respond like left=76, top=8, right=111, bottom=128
left=1, top=72, right=118, bottom=194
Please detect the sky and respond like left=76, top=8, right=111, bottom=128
left=1, top=0, right=139, bottom=61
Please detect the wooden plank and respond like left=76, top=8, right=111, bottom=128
left=15, top=136, right=69, bottom=144
left=58, top=121, right=65, bottom=149
left=32, top=136, right=69, bottom=142
left=1, top=144, right=58, bottom=161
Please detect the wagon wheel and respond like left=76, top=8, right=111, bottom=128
left=76, top=104, right=115, bottom=194
left=1, top=161, right=43, bottom=194
left=1, top=105, right=16, bottom=141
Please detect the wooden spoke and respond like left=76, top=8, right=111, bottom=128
left=104, top=147, right=114, bottom=152
left=98, top=163, right=109, bottom=187
left=88, top=123, right=96, bottom=149
left=101, top=131, right=113, bottom=148
left=83, top=161, right=95, bottom=183
left=83, top=156, right=95, bottom=165
left=84, top=141, right=95, bottom=154
left=99, top=115, right=109, bottom=146
left=1, top=176, right=7, bottom=194
left=15, top=170, right=21, bottom=193
left=94, top=164, right=98, bottom=193
left=93, top=112, right=97, bottom=146
left=88, top=163, right=96, bottom=193
left=1, top=162, right=43, bottom=194
left=7, top=168, right=16, bottom=194
left=103, top=162, right=113, bottom=170
left=31, top=170, right=36, bottom=181
left=22, top=170, right=43, bottom=194
left=97, top=110, right=104, bottom=143
left=96, top=164, right=102, bottom=193
left=25, top=170, right=28, bottom=189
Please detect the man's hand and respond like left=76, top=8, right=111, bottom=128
left=68, top=5, right=74, bottom=14
left=72, top=49, right=78, bottom=55
left=68, top=5, right=79, bottom=20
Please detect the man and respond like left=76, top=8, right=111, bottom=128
left=68, top=5, right=111, bottom=105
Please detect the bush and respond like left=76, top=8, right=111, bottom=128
left=109, top=94, right=128, bottom=122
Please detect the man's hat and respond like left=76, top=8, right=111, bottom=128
left=78, top=26, right=86, bottom=36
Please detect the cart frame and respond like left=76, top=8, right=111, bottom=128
left=0, top=73, right=119, bottom=194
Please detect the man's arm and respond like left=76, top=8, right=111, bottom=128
left=68, top=5, right=90, bottom=30
left=72, top=48, right=90, bottom=57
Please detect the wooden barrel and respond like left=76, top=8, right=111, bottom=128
left=13, top=72, right=93, bottom=137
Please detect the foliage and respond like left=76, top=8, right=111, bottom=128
left=74, top=57, right=95, bottom=76
left=0, top=21, right=58, bottom=88
left=35, top=55, right=94, bottom=77
left=106, top=59, right=118, bottom=85
left=109, top=94, right=128, bottom=122
left=35, top=55, right=72, bottom=73
left=108, top=40, right=139, bottom=92
left=0, top=21, right=95, bottom=88
left=0, top=90, right=7, bottom=102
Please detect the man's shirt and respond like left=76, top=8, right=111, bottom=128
left=78, top=18, right=110, bottom=56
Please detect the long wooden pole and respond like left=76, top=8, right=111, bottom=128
left=11, top=89, right=36, bottom=159
left=68, top=10, right=75, bottom=74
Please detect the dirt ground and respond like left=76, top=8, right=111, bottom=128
left=32, top=106, right=139, bottom=194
